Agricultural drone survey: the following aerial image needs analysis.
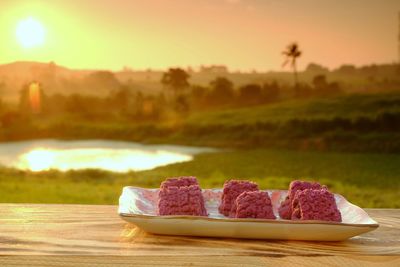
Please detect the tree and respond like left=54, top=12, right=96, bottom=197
left=238, top=84, right=262, bottom=105
left=312, top=75, right=342, bottom=97
left=190, top=85, right=208, bottom=108
left=161, top=68, right=190, bottom=95
left=262, top=81, right=280, bottom=102
left=84, top=71, right=120, bottom=94
left=294, top=83, right=313, bottom=98
left=336, top=64, right=356, bottom=75
left=282, top=42, right=302, bottom=86
left=132, top=91, right=145, bottom=118
left=305, top=63, right=329, bottom=73
left=208, top=77, right=234, bottom=105
left=312, top=75, right=328, bottom=90
left=191, top=85, right=207, bottom=99
left=0, top=82, right=4, bottom=113
left=174, top=95, right=190, bottom=115
left=108, top=85, right=132, bottom=111
left=64, top=94, right=91, bottom=114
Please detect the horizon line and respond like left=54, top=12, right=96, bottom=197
left=0, top=60, right=398, bottom=74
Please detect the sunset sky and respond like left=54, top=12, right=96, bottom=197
left=0, top=0, right=399, bottom=71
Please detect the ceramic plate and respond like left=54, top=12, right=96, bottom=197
left=118, top=186, right=379, bottom=241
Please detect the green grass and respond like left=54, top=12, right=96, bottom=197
left=186, top=92, right=400, bottom=126
left=1, top=92, right=399, bottom=208
left=4, top=92, right=400, bottom=152
left=1, top=92, right=400, bottom=152
left=1, top=148, right=399, bottom=208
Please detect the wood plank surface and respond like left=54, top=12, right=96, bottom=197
left=0, top=204, right=398, bottom=266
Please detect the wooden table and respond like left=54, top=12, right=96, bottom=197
left=0, top=204, right=398, bottom=266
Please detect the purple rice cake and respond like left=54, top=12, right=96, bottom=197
left=278, top=180, right=325, bottom=219
left=233, top=191, right=276, bottom=219
left=291, top=188, right=342, bottom=222
left=218, top=180, right=259, bottom=217
left=158, top=177, right=207, bottom=216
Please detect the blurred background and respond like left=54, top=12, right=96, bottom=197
left=0, top=0, right=399, bottom=208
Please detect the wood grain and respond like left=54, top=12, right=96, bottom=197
left=0, top=204, right=398, bottom=266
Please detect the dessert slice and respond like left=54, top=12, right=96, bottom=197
left=218, top=180, right=259, bottom=217
left=233, top=191, right=276, bottom=219
left=160, top=176, right=198, bottom=189
left=278, top=180, right=324, bottom=219
left=291, top=188, right=342, bottom=222
left=158, top=177, right=207, bottom=216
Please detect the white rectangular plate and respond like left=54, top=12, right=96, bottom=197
left=118, top=186, right=379, bottom=241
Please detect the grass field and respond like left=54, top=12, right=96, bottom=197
left=186, top=92, right=400, bottom=125
left=1, top=92, right=399, bottom=207
left=1, top=148, right=399, bottom=208
left=3, top=92, right=400, bottom=152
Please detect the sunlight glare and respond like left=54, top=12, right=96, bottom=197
left=14, top=147, right=193, bottom=172
left=29, top=82, right=41, bottom=113
left=21, top=149, right=55, bottom=171
left=16, top=17, right=45, bottom=48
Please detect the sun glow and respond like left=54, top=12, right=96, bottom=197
left=16, top=17, right=45, bottom=48
left=21, top=149, right=55, bottom=172
left=28, top=82, right=42, bottom=113
left=13, top=147, right=193, bottom=172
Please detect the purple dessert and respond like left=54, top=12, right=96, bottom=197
left=158, top=177, right=207, bottom=216
left=160, top=176, right=198, bottom=189
left=278, top=180, right=325, bottom=219
left=291, top=188, right=342, bottom=222
left=218, top=180, right=259, bottom=217
left=233, top=191, right=276, bottom=219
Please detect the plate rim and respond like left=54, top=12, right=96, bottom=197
left=118, top=213, right=379, bottom=228
left=119, top=186, right=380, bottom=228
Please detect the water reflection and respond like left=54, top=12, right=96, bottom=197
left=0, top=139, right=215, bottom=172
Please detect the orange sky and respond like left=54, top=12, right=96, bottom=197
left=0, top=0, right=399, bottom=71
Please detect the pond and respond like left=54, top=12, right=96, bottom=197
left=0, top=139, right=215, bottom=172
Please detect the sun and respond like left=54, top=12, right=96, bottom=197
left=16, top=17, right=46, bottom=48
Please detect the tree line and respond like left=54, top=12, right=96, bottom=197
left=0, top=65, right=346, bottom=128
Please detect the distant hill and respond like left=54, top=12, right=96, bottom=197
left=0, top=61, right=95, bottom=81
left=0, top=61, right=68, bottom=75
left=0, top=61, right=110, bottom=102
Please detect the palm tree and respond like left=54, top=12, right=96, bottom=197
left=282, top=42, right=302, bottom=86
